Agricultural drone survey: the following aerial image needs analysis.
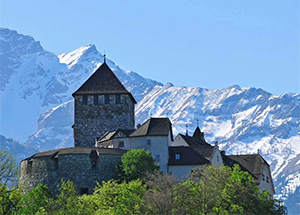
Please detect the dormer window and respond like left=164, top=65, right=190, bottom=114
left=116, top=94, right=121, bottom=104
left=94, top=95, right=98, bottom=105
left=105, top=95, right=110, bottom=104
left=175, top=154, right=181, bottom=160
left=82, top=95, right=87, bottom=105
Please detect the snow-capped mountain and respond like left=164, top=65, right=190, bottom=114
left=0, top=134, right=37, bottom=163
left=0, top=28, right=299, bottom=213
left=0, top=28, right=161, bottom=142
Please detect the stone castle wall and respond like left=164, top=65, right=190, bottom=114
left=19, top=152, right=123, bottom=194
left=73, top=94, right=135, bottom=147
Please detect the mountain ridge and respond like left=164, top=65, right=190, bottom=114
left=0, top=28, right=299, bottom=213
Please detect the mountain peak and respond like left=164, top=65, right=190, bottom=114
left=0, top=28, right=43, bottom=55
left=58, top=44, right=102, bottom=69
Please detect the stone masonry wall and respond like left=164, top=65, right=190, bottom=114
left=19, top=153, right=122, bottom=194
left=73, top=94, right=135, bottom=147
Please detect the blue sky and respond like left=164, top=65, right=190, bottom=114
left=1, top=0, right=299, bottom=95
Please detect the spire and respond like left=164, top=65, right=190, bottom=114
left=186, top=124, right=188, bottom=136
left=103, top=53, right=106, bottom=63
left=196, top=119, right=199, bottom=127
left=193, top=126, right=202, bottom=139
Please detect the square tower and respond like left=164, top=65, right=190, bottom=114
left=72, top=61, right=136, bottom=147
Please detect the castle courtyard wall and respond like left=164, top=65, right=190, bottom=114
left=20, top=152, right=123, bottom=194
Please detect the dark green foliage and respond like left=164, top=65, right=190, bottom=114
left=0, top=149, right=287, bottom=215
left=119, top=149, right=159, bottom=181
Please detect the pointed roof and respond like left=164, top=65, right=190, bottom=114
left=192, top=126, right=202, bottom=139
left=72, top=62, right=136, bottom=103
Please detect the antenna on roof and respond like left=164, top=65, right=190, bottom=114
left=186, top=124, right=188, bottom=136
left=257, top=149, right=260, bottom=155
left=103, top=50, right=106, bottom=63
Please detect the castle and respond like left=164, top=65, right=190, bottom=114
left=20, top=59, right=274, bottom=196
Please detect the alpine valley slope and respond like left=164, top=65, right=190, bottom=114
left=0, top=28, right=299, bottom=213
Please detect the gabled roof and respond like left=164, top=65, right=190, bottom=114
left=226, top=154, right=275, bottom=194
left=72, top=62, right=136, bottom=103
left=179, top=134, right=208, bottom=147
left=168, top=146, right=210, bottom=166
left=191, top=144, right=214, bottom=160
left=98, top=129, right=135, bottom=143
left=221, top=153, right=257, bottom=179
left=130, top=118, right=173, bottom=140
left=226, top=154, right=270, bottom=180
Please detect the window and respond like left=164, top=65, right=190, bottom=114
left=93, top=95, right=98, bottom=105
left=91, top=160, right=97, bottom=168
left=155, top=155, right=160, bottom=162
left=82, top=95, right=87, bottom=105
left=53, top=159, right=58, bottom=170
left=27, top=160, right=33, bottom=173
left=147, top=139, right=151, bottom=145
left=262, top=174, right=265, bottom=181
left=266, top=176, right=269, bottom=183
left=116, top=94, right=121, bottom=104
left=118, top=141, right=124, bottom=148
left=79, top=188, right=89, bottom=195
left=175, top=154, right=181, bottom=160
left=105, top=95, right=110, bottom=104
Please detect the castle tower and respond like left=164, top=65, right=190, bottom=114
left=72, top=61, right=136, bottom=147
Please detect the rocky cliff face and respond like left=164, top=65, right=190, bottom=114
left=0, top=28, right=299, bottom=213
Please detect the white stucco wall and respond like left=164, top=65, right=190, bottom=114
left=104, top=132, right=172, bottom=174
left=258, top=165, right=274, bottom=196
left=172, top=135, right=189, bottom=146
left=169, top=165, right=204, bottom=178
left=210, top=146, right=223, bottom=167
left=127, top=134, right=171, bottom=173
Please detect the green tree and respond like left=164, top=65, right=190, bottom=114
left=142, top=172, right=177, bottom=215
left=0, top=149, right=19, bottom=186
left=173, top=165, right=287, bottom=215
left=15, top=184, right=52, bottom=215
left=0, top=149, right=21, bottom=214
left=84, top=179, right=146, bottom=215
left=119, top=149, right=158, bottom=181
left=50, top=179, right=81, bottom=215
